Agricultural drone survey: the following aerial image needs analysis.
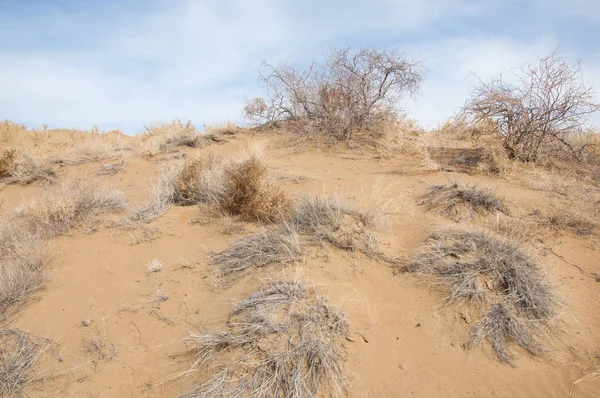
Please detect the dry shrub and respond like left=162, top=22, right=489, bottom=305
left=423, top=179, right=508, bottom=221
left=531, top=196, right=598, bottom=236
left=2, top=155, right=56, bottom=186
left=291, top=194, right=390, bottom=259
left=0, top=223, right=48, bottom=324
left=430, top=119, right=516, bottom=176
left=0, top=329, right=55, bottom=397
left=52, top=141, right=125, bottom=166
left=463, top=50, right=599, bottom=164
left=141, top=151, right=290, bottom=224
left=246, top=46, right=422, bottom=141
left=211, top=226, right=302, bottom=285
left=222, top=155, right=291, bottom=223
left=204, top=122, right=243, bottom=136
left=139, top=120, right=216, bottom=156
left=0, top=121, right=26, bottom=147
left=406, top=228, right=559, bottom=365
left=181, top=280, right=349, bottom=398
left=0, top=151, right=16, bottom=179
left=16, top=180, right=127, bottom=238
left=169, top=153, right=225, bottom=206
left=376, top=119, right=439, bottom=170
left=94, top=160, right=126, bottom=176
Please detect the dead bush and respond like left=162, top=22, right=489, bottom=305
left=169, top=153, right=225, bottom=206
left=211, top=226, right=302, bottom=285
left=222, top=155, right=291, bottom=223
left=423, top=179, right=508, bottom=221
left=406, top=228, right=558, bottom=365
left=0, top=329, right=55, bottom=397
left=245, top=46, right=422, bottom=141
left=463, top=50, right=600, bottom=164
left=139, top=120, right=216, bottom=156
left=94, top=160, right=126, bottom=176
left=291, top=194, right=388, bottom=259
left=531, top=196, right=598, bottom=236
left=0, top=150, right=16, bottom=179
left=16, top=180, right=127, bottom=238
left=180, top=280, right=349, bottom=397
left=52, top=142, right=124, bottom=166
left=3, top=155, right=56, bottom=185
left=0, top=223, right=48, bottom=324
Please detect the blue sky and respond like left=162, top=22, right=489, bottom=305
left=1, top=0, right=599, bottom=134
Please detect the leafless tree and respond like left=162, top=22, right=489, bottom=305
left=245, top=46, right=422, bottom=140
left=463, top=50, right=600, bottom=163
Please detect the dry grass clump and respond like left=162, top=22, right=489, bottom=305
left=376, top=119, right=439, bottom=170
left=291, top=194, right=387, bottom=259
left=211, top=226, right=302, bottom=285
left=204, top=121, right=243, bottom=136
left=120, top=166, right=178, bottom=227
left=1, top=151, right=56, bottom=186
left=0, top=329, right=54, bottom=397
left=146, top=151, right=290, bottom=223
left=139, top=120, right=216, bottom=156
left=180, top=280, right=350, bottom=398
left=146, top=259, right=164, bottom=274
left=0, top=150, right=16, bottom=179
left=423, top=179, right=508, bottom=221
left=407, top=228, right=559, bottom=365
left=94, top=160, right=126, bottom=176
left=532, top=197, right=598, bottom=236
left=51, top=141, right=125, bottom=166
left=4, top=155, right=56, bottom=186
left=15, top=180, right=127, bottom=238
left=167, top=153, right=225, bottom=206
left=221, top=155, right=291, bottom=223
left=0, top=223, right=48, bottom=324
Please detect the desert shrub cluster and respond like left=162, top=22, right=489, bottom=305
left=130, top=151, right=292, bottom=224
left=181, top=280, right=349, bottom=398
left=211, top=225, right=302, bottom=286
left=406, top=228, right=558, bottom=365
left=16, top=180, right=127, bottom=239
left=245, top=46, right=422, bottom=141
left=423, top=179, right=508, bottom=221
left=462, top=51, right=599, bottom=168
left=0, top=179, right=127, bottom=395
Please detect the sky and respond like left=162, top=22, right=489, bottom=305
left=1, top=0, right=599, bottom=134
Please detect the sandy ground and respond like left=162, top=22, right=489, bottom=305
left=2, top=132, right=600, bottom=397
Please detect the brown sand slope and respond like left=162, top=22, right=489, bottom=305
left=2, top=131, right=599, bottom=397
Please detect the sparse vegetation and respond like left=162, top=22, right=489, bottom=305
left=0, top=329, right=55, bottom=397
left=291, top=194, right=387, bottom=259
left=0, top=151, right=16, bottom=179
left=211, top=226, right=302, bottom=285
left=181, top=280, right=350, bottom=397
left=406, top=228, right=559, bottom=365
left=139, top=120, right=218, bottom=156
left=53, top=142, right=124, bottom=166
left=221, top=155, right=291, bottom=222
left=531, top=196, right=598, bottom=236
left=245, top=46, right=422, bottom=141
left=146, top=259, right=164, bottom=274
left=423, top=179, right=508, bottom=221
left=94, top=160, right=126, bottom=176
left=0, top=223, right=48, bottom=324
left=167, top=153, right=225, bottom=206
left=129, top=151, right=290, bottom=225
left=15, top=180, right=127, bottom=238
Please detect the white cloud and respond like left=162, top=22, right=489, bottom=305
left=0, top=0, right=599, bottom=132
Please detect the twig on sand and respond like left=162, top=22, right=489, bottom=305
left=549, top=249, right=600, bottom=282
